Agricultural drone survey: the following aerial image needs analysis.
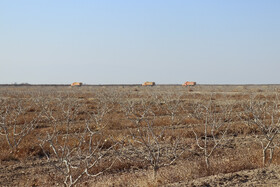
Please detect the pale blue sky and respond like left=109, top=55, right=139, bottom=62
left=1, top=0, right=280, bottom=84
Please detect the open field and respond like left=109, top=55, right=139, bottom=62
left=1, top=85, right=280, bottom=186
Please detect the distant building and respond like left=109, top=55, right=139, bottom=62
left=182, top=81, right=196, bottom=86
left=71, top=82, right=83, bottom=87
left=142, top=82, right=156, bottom=86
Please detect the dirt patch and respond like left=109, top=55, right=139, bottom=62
left=169, top=165, right=280, bottom=187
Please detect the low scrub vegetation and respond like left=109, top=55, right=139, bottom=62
left=1, top=85, right=280, bottom=186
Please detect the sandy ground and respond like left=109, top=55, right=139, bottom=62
left=168, top=165, right=280, bottom=187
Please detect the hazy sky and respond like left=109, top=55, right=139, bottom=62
left=1, top=0, right=280, bottom=84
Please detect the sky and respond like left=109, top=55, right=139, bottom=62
left=1, top=0, right=280, bottom=84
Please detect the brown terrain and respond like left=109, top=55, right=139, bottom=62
left=1, top=84, right=280, bottom=186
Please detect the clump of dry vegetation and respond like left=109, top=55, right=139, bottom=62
left=1, top=85, right=280, bottom=186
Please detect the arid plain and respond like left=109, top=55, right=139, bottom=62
left=1, top=85, right=280, bottom=186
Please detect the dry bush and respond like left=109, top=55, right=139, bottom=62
left=191, top=96, right=233, bottom=169
left=0, top=98, right=43, bottom=154
left=121, top=98, right=186, bottom=180
left=37, top=95, right=120, bottom=187
left=39, top=123, right=119, bottom=187
left=241, top=94, right=280, bottom=166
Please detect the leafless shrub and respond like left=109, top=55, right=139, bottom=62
left=0, top=98, right=42, bottom=153
left=192, top=96, right=233, bottom=168
left=243, top=94, right=280, bottom=166
left=122, top=99, right=185, bottom=180
left=161, top=92, right=184, bottom=126
left=39, top=96, right=118, bottom=187
left=85, top=95, right=113, bottom=131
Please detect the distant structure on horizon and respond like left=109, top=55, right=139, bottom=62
left=71, top=82, right=83, bottom=87
left=142, top=81, right=156, bottom=86
left=182, top=81, right=196, bottom=86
